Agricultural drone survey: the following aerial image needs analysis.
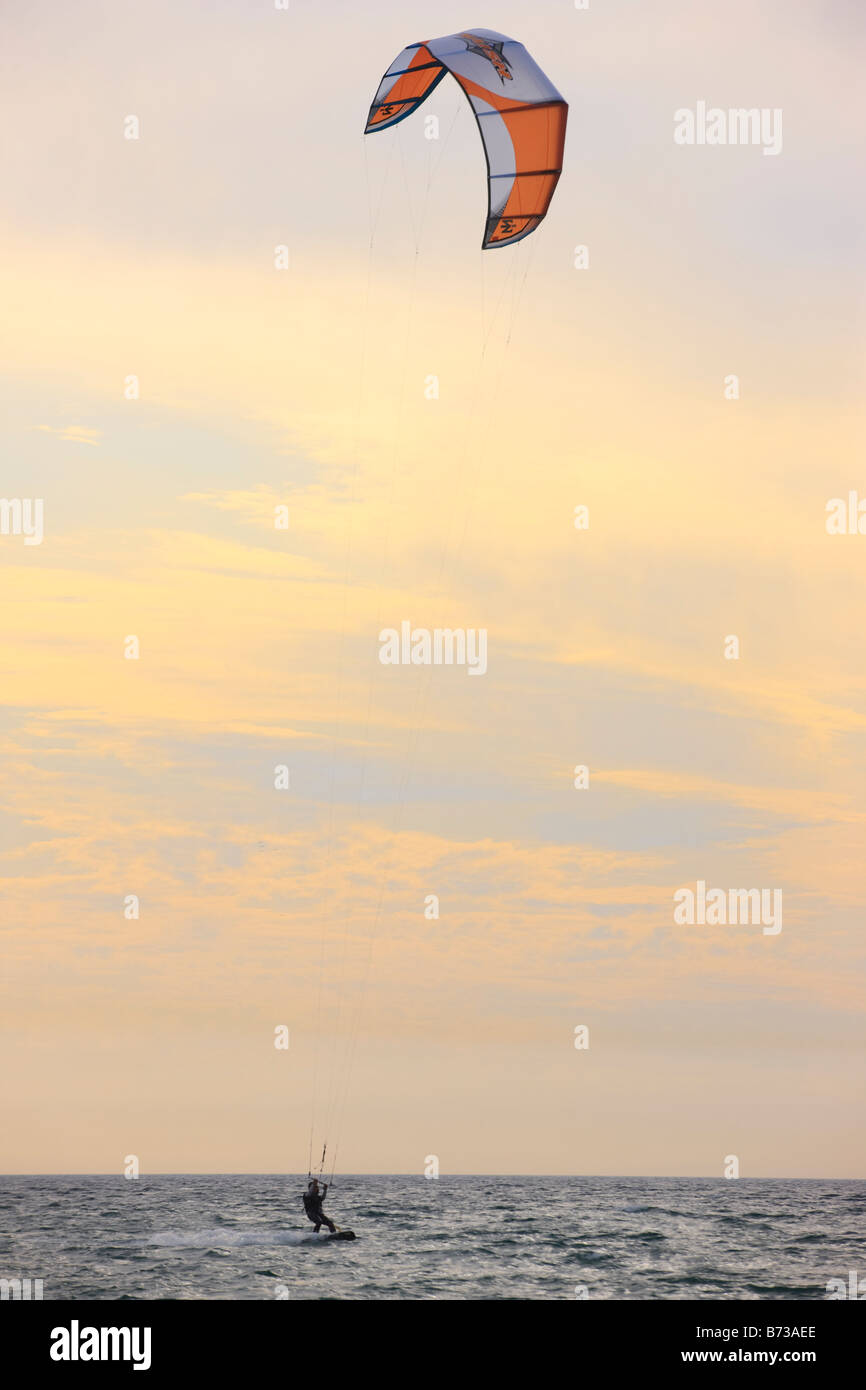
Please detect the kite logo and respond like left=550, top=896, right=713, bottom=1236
left=490, top=215, right=534, bottom=244
left=460, top=33, right=513, bottom=83
left=373, top=102, right=404, bottom=125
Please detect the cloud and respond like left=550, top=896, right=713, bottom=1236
left=34, top=424, right=101, bottom=445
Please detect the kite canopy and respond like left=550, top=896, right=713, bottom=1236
left=364, top=29, right=567, bottom=249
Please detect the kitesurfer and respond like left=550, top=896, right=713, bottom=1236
left=303, top=1178, right=337, bottom=1234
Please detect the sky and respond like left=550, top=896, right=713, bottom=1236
left=0, top=0, right=864, bottom=1177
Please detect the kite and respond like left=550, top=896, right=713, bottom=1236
left=364, top=29, right=568, bottom=248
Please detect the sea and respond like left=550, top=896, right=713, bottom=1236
left=1, top=1175, right=863, bottom=1301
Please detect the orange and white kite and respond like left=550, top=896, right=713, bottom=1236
left=364, top=29, right=568, bottom=248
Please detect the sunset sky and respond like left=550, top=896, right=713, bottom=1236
left=1, top=0, right=863, bottom=1177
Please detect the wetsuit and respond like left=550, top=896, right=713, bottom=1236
left=303, top=1183, right=336, bottom=1234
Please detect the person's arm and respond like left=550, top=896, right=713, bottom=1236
left=322, top=1183, right=328, bottom=1198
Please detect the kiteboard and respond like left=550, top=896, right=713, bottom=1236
left=326, top=1230, right=356, bottom=1241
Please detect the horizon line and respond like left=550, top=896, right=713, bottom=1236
left=1, top=1172, right=862, bottom=1181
